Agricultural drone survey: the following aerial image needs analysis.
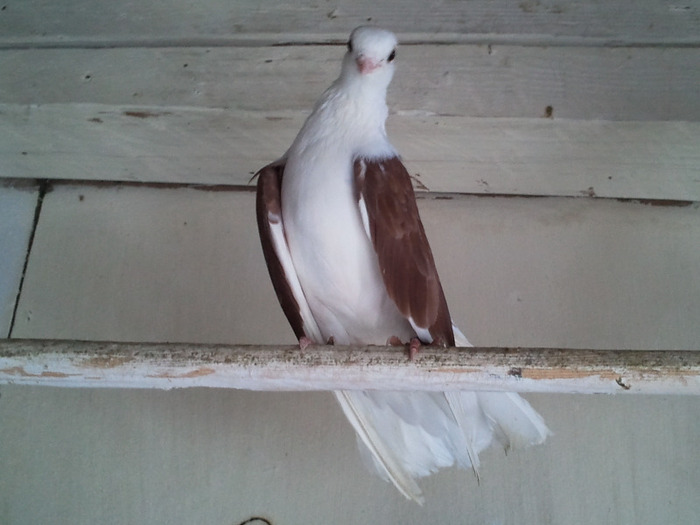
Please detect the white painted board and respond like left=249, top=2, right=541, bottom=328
left=2, top=45, right=699, bottom=120
left=2, top=341, right=698, bottom=395
left=2, top=104, right=698, bottom=201
left=0, top=182, right=38, bottom=336
left=1, top=0, right=698, bottom=44
left=0, top=386, right=698, bottom=524
left=11, top=184, right=291, bottom=344
left=12, top=184, right=700, bottom=350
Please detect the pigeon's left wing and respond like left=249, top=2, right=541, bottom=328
left=256, top=161, right=323, bottom=342
left=353, top=156, right=454, bottom=346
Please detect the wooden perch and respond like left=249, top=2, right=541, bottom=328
left=1, top=339, right=698, bottom=394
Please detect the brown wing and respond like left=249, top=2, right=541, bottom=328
left=354, top=157, right=454, bottom=346
left=255, top=160, right=314, bottom=341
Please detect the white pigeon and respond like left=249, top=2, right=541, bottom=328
left=255, top=26, right=550, bottom=504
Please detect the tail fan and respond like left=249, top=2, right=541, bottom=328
left=336, top=324, right=550, bottom=503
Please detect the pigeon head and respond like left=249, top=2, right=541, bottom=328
left=340, top=26, right=397, bottom=89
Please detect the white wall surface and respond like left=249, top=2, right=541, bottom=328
left=1, top=387, right=698, bottom=524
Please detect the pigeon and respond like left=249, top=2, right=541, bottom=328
left=255, top=26, right=550, bottom=504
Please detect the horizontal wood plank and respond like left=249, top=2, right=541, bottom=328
left=1, top=340, right=698, bottom=394
left=1, top=46, right=698, bottom=120
left=1, top=1, right=698, bottom=45
left=2, top=104, right=698, bottom=200
left=11, top=185, right=700, bottom=350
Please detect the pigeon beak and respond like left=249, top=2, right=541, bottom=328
left=356, top=55, right=380, bottom=75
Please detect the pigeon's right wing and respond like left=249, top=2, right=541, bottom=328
left=255, top=161, right=323, bottom=343
left=353, top=156, right=454, bottom=346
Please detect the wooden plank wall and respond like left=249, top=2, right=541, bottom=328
left=1, top=2, right=699, bottom=197
left=1, top=2, right=699, bottom=524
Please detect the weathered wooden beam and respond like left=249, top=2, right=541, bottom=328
left=1, top=339, right=698, bottom=394
left=2, top=2, right=699, bottom=46
left=2, top=45, right=699, bottom=120
left=2, top=104, right=699, bottom=200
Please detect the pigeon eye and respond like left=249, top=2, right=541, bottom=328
left=388, top=49, right=396, bottom=62
left=347, top=40, right=353, bottom=52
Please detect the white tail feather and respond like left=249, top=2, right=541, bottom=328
left=476, top=392, right=551, bottom=450
left=335, top=391, right=426, bottom=504
left=335, top=324, right=550, bottom=503
left=443, top=391, right=488, bottom=480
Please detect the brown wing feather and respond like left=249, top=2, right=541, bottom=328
left=255, top=160, right=308, bottom=340
left=354, top=157, right=454, bottom=346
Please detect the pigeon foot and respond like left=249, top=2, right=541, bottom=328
left=408, top=337, right=422, bottom=361
left=386, top=336, right=404, bottom=347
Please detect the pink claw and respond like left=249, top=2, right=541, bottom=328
left=299, top=336, right=313, bottom=351
left=386, top=336, right=403, bottom=347
left=408, top=337, right=422, bottom=361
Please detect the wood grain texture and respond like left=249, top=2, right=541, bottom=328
left=1, top=0, right=698, bottom=45
left=2, top=46, right=699, bottom=120
left=2, top=104, right=699, bottom=200
left=1, top=340, right=698, bottom=394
